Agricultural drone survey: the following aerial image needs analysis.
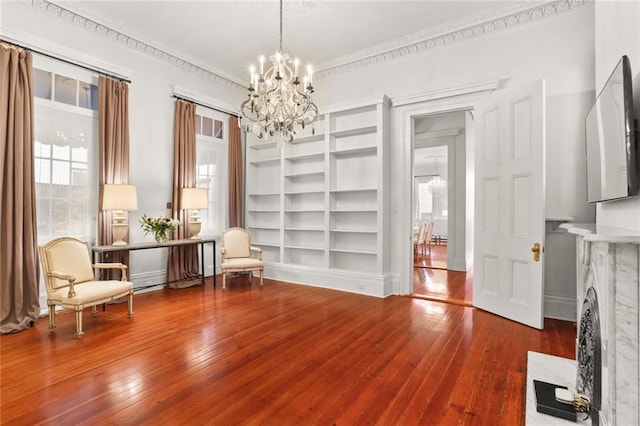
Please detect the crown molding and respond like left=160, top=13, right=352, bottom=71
left=22, top=0, right=246, bottom=91
left=316, top=0, right=593, bottom=77
left=18, top=0, right=592, bottom=85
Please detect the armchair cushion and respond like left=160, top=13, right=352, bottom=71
left=47, top=280, right=133, bottom=306
left=222, top=258, right=264, bottom=270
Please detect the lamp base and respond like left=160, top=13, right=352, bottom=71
left=189, top=221, right=202, bottom=240
left=112, top=223, right=128, bottom=246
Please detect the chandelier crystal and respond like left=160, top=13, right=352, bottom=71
left=240, top=0, right=319, bottom=145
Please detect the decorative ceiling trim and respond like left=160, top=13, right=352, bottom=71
left=316, top=0, right=593, bottom=77
left=23, top=0, right=246, bottom=91
left=20, top=0, right=592, bottom=86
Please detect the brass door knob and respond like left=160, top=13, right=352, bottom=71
left=531, top=242, right=541, bottom=262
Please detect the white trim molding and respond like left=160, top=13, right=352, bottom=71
left=19, top=0, right=246, bottom=90
left=14, top=0, right=592, bottom=85
left=316, top=0, right=593, bottom=77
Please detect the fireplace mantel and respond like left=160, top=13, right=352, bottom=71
left=525, top=223, right=640, bottom=425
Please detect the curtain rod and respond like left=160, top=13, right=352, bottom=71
left=1, top=39, right=131, bottom=84
left=173, top=95, right=239, bottom=118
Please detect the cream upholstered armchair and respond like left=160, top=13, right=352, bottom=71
left=39, top=237, right=134, bottom=338
left=220, top=227, right=264, bottom=290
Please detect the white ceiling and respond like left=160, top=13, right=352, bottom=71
left=58, top=0, right=517, bottom=84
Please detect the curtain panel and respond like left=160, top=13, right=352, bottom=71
left=228, top=116, right=244, bottom=228
left=166, top=100, right=199, bottom=287
left=0, top=43, right=40, bottom=334
left=98, top=76, right=130, bottom=276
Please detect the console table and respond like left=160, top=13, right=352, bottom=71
left=92, top=237, right=216, bottom=288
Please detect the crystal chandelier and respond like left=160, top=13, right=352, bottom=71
left=426, top=175, right=447, bottom=197
left=239, top=0, right=319, bottom=145
left=427, top=159, right=447, bottom=197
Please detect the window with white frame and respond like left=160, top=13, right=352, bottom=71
left=33, top=56, right=99, bottom=244
left=195, top=108, right=228, bottom=235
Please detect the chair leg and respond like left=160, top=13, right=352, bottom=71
left=75, top=309, right=84, bottom=338
left=91, top=305, right=98, bottom=317
left=222, top=271, right=227, bottom=290
left=260, top=268, right=264, bottom=286
left=48, top=304, right=56, bottom=329
left=127, top=292, right=134, bottom=317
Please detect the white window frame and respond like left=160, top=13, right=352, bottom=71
left=195, top=106, right=228, bottom=236
left=33, top=55, right=99, bottom=310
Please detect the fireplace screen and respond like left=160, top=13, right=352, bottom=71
left=577, top=286, right=602, bottom=421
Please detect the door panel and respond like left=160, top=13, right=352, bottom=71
left=473, top=80, right=545, bottom=329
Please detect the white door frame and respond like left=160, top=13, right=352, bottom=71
left=396, top=82, right=499, bottom=295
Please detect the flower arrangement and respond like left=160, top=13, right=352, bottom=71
left=139, top=214, right=181, bottom=243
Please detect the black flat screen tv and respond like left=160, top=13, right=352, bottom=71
left=585, top=55, right=639, bottom=203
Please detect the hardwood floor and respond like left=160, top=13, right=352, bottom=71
left=1, top=277, right=575, bottom=425
left=413, top=244, right=474, bottom=306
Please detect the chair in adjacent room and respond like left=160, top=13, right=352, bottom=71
left=413, top=222, right=427, bottom=254
left=39, top=237, right=134, bottom=338
left=220, top=227, right=264, bottom=290
left=423, top=221, right=434, bottom=256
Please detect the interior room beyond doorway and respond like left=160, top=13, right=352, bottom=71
left=411, top=110, right=472, bottom=306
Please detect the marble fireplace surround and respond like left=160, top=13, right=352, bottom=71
left=526, top=224, right=640, bottom=425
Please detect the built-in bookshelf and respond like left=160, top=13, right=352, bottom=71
left=245, top=96, right=390, bottom=295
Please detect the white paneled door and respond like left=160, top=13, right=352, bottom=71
left=473, top=80, right=546, bottom=329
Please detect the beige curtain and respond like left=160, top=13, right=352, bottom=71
left=228, top=116, right=244, bottom=228
left=98, top=76, right=130, bottom=276
left=0, top=43, right=40, bottom=334
left=167, top=100, right=199, bottom=288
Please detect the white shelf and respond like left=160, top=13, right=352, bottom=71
left=284, top=245, right=324, bottom=251
left=249, top=141, right=279, bottom=150
left=330, top=125, right=377, bottom=138
left=330, top=146, right=377, bottom=156
left=330, top=228, right=377, bottom=234
left=249, top=157, right=280, bottom=165
left=284, top=209, right=325, bottom=213
left=329, top=248, right=377, bottom=255
left=330, top=209, right=377, bottom=213
left=285, top=152, right=324, bottom=161
left=284, top=190, right=324, bottom=195
left=247, top=225, right=280, bottom=230
left=245, top=98, right=388, bottom=281
left=284, top=171, right=324, bottom=178
left=291, top=134, right=324, bottom=144
left=248, top=192, right=280, bottom=197
left=252, top=241, right=280, bottom=248
left=329, top=188, right=377, bottom=193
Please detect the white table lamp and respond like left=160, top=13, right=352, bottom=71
left=181, top=188, right=208, bottom=239
left=103, top=184, right=138, bottom=246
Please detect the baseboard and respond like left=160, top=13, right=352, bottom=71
left=544, top=295, right=576, bottom=321
left=264, top=262, right=393, bottom=298
left=130, top=270, right=167, bottom=291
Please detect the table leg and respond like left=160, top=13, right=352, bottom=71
left=213, top=240, right=216, bottom=288
left=200, top=242, right=204, bottom=285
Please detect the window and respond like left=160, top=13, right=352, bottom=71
left=33, top=56, right=99, bottom=244
left=195, top=108, right=228, bottom=235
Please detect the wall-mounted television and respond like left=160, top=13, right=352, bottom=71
left=585, top=55, right=639, bottom=203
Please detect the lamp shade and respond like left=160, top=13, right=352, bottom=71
left=181, top=188, right=208, bottom=210
left=102, top=184, right=138, bottom=211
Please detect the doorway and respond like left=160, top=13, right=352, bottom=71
left=411, top=110, right=473, bottom=306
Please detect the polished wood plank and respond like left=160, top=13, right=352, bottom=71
left=413, top=243, right=474, bottom=306
left=0, top=277, right=575, bottom=425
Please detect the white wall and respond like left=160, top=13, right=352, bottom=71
left=316, top=5, right=595, bottom=316
left=594, top=0, right=640, bottom=232
left=2, top=2, right=601, bottom=312
left=1, top=2, right=244, bottom=288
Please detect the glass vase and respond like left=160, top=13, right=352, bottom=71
left=154, top=231, right=168, bottom=244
